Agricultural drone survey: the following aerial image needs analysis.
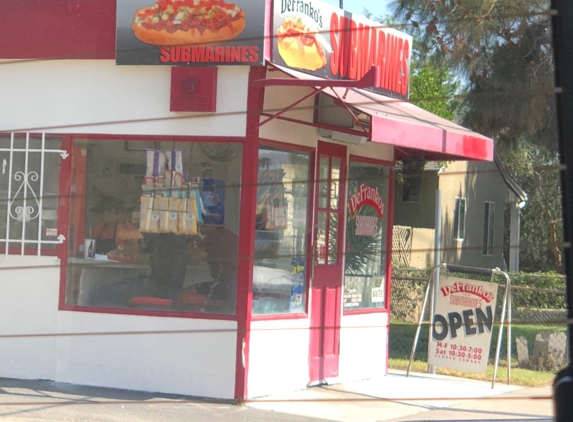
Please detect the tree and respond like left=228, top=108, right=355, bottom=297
left=390, top=1, right=561, bottom=272
left=391, top=0, right=555, bottom=147
left=498, top=140, right=562, bottom=271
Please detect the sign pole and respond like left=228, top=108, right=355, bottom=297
left=339, top=1, right=343, bottom=8
left=428, top=190, right=442, bottom=374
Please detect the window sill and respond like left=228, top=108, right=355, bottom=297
left=59, top=304, right=238, bottom=321
left=251, top=312, right=308, bottom=321
left=343, top=308, right=389, bottom=316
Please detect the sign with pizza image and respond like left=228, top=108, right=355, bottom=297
left=117, top=0, right=265, bottom=65
left=272, top=0, right=413, bottom=100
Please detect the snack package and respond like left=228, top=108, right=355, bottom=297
left=168, top=197, right=184, bottom=234
left=156, top=151, right=167, bottom=186
left=139, top=196, right=153, bottom=233
left=157, top=196, right=170, bottom=233
left=180, top=196, right=198, bottom=235
left=144, top=149, right=155, bottom=185
left=164, top=169, right=172, bottom=189
left=140, top=196, right=160, bottom=234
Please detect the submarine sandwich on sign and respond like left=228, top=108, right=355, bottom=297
left=132, top=0, right=246, bottom=46
left=276, top=16, right=327, bottom=71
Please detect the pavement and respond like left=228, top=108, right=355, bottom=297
left=0, top=371, right=554, bottom=422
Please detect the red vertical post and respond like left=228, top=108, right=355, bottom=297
left=234, top=65, right=266, bottom=402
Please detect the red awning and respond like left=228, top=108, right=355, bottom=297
left=268, top=65, right=494, bottom=161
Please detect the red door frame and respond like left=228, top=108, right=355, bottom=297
left=309, top=141, right=347, bottom=384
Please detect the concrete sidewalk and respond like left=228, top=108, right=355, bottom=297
left=0, top=371, right=554, bottom=421
left=247, top=370, right=553, bottom=422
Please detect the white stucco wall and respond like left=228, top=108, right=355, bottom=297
left=0, top=60, right=248, bottom=137
left=339, top=312, right=388, bottom=382
left=0, top=256, right=60, bottom=381
left=247, top=318, right=310, bottom=398
left=0, top=255, right=237, bottom=399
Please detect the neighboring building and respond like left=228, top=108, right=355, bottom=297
left=0, top=0, right=494, bottom=401
left=393, top=157, right=527, bottom=271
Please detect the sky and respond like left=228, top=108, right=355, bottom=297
left=320, top=0, right=391, bottom=18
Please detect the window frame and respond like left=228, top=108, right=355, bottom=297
left=251, top=139, right=316, bottom=321
left=343, top=155, right=394, bottom=316
left=58, top=133, right=245, bottom=321
left=483, top=201, right=495, bottom=256
left=453, top=197, right=467, bottom=241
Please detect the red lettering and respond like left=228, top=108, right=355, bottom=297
left=225, top=46, right=231, bottom=62
left=181, top=46, right=190, bottom=62
left=249, top=46, right=259, bottom=63
left=384, top=35, right=394, bottom=90
left=377, top=31, right=386, bottom=88
left=230, top=46, right=241, bottom=62
left=329, top=13, right=339, bottom=75
left=358, top=24, right=370, bottom=80
left=241, top=46, right=248, bottom=62
left=348, top=19, right=358, bottom=80
left=401, top=40, right=410, bottom=97
left=160, top=46, right=170, bottom=63
left=215, top=46, right=225, bottom=61
left=340, top=16, right=350, bottom=78
left=392, top=38, right=403, bottom=93
left=369, top=27, right=378, bottom=70
left=171, top=47, right=181, bottom=63
left=191, top=46, right=205, bottom=62
left=204, top=46, right=214, bottom=61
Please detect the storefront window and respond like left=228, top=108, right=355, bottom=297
left=65, top=139, right=242, bottom=315
left=344, top=161, right=389, bottom=310
left=252, top=147, right=311, bottom=315
left=0, top=136, right=61, bottom=253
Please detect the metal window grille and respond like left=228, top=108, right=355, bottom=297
left=0, top=133, right=68, bottom=257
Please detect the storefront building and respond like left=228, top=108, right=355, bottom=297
left=0, top=0, right=493, bottom=401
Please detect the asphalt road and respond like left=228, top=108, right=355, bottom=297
left=0, top=378, right=327, bottom=422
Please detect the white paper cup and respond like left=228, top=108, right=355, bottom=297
left=84, top=239, right=96, bottom=259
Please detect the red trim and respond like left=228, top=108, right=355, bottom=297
left=35, top=133, right=245, bottom=143
left=0, top=247, right=58, bottom=256
left=251, top=313, right=307, bottom=322
left=260, top=139, right=314, bottom=153
left=342, top=155, right=394, bottom=316
left=59, top=304, right=237, bottom=321
left=343, top=308, right=389, bottom=316
left=234, top=66, right=267, bottom=402
left=56, top=134, right=251, bottom=321
left=252, top=140, right=315, bottom=320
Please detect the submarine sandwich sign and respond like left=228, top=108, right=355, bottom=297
left=272, top=0, right=412, bottom=100
left=428, top=276, right=498, bottom=373
left=116, top=0, right=265, bottom=65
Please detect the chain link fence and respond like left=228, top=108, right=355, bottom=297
left=390, top=268, right=568, bottom=376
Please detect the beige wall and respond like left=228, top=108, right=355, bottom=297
left=439, top=160, right=509, bottom=269
left=394, top=160, right=510, bottom=270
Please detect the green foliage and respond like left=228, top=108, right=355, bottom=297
left=498, top=140, right=563, bottom=271
left=409, top=61, right=462, bottom=121
left=390, top=0, right=555, bottom=147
